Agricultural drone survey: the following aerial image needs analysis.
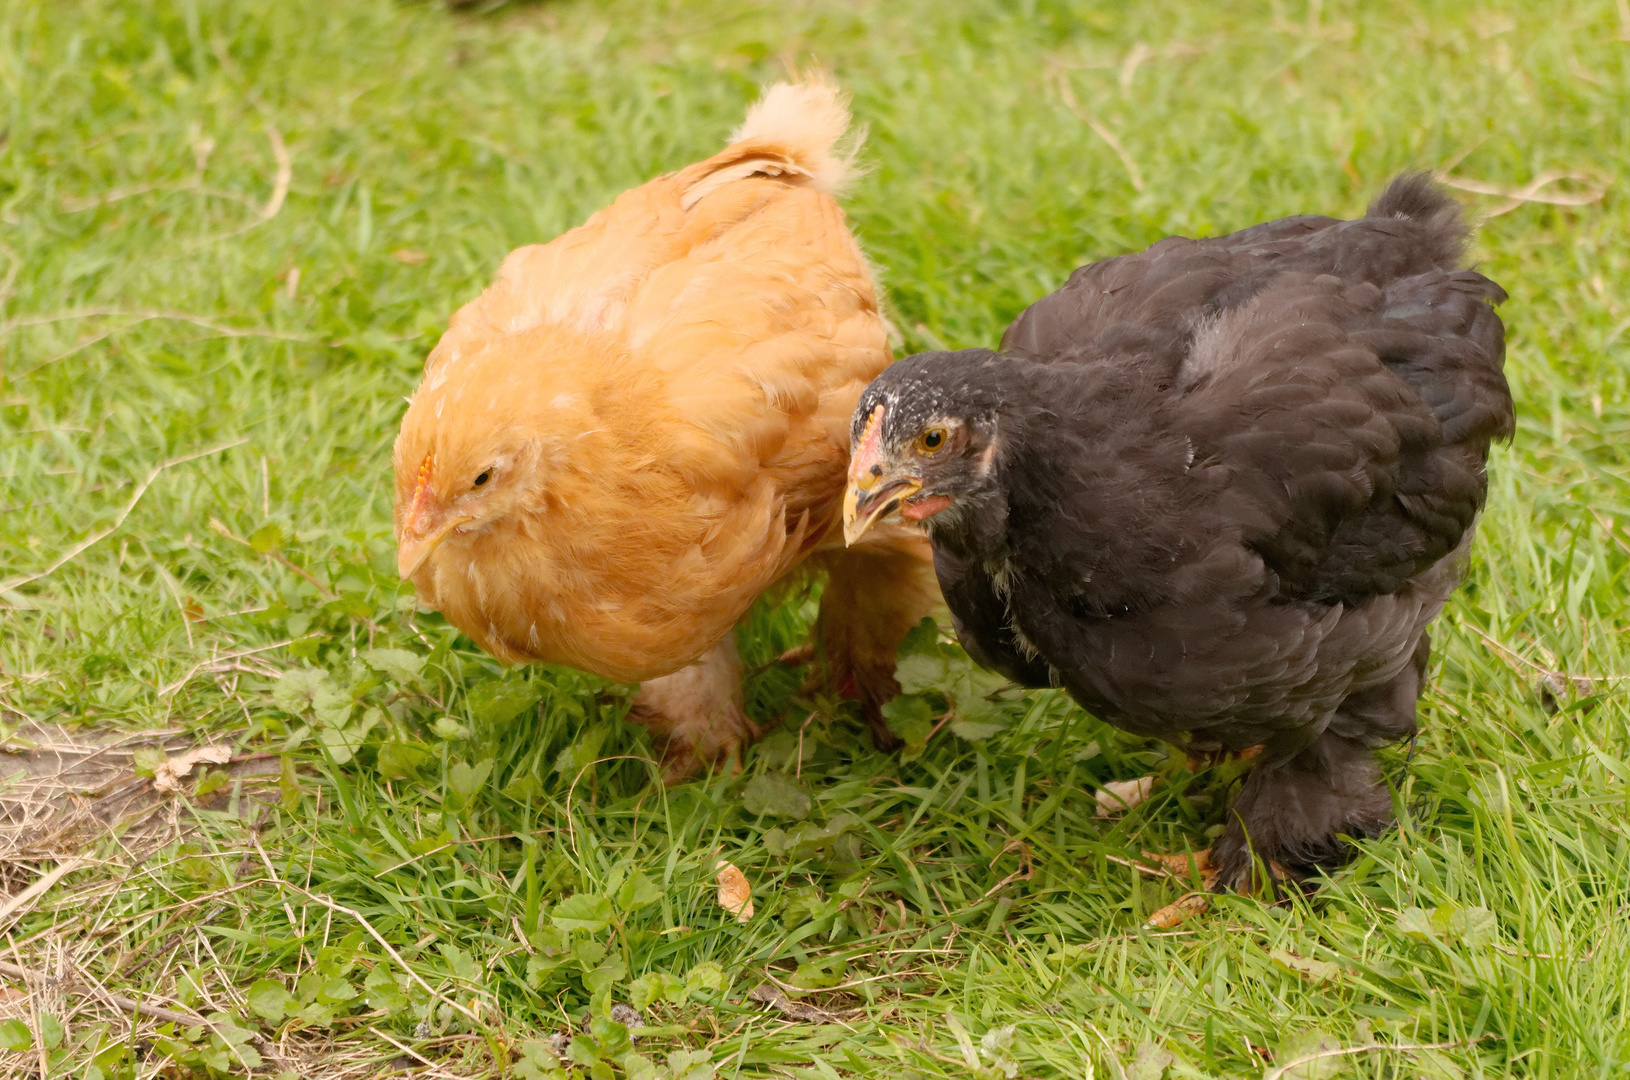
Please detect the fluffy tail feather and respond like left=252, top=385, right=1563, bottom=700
left=1368, top=172, right=1471, bottom=265
left=729, top=79, right=856, bottom=193
left=679, top=79, right=857, bottom=209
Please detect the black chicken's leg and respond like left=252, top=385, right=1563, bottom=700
left=1210, top=634, right=1427, bottom=890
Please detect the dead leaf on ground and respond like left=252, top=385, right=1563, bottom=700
left=746, top=983, right=861, bottom=1024
left=1096, top=775, right=1155, bottom=818
left=715, top=860, right=753, bottom=922
left=151, top=745, right=232, bottom=794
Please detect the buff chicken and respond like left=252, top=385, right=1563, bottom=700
left=844, top=176, right=1511, bottom=888
left=392, top=82, right=940, bottom=778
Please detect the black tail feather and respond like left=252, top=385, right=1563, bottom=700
left=1368, top=172, right=1470, bottom=265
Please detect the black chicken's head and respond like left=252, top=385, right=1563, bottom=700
left=843, top=349, right=1010, bottom=545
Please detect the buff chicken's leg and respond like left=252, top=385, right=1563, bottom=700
left=810, top=541, right=943, bottom=751
left=629, top=636, right=761, bottom=785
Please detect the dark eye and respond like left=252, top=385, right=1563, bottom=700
left=917, top=427, right=948, bottom=453
left=473, top=471, right=491, bottom=488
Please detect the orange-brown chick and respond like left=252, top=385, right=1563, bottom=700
left=392, top=82, right=941, bottom=779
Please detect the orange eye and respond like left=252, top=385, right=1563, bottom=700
left=916, top=427, right=949, bottom=454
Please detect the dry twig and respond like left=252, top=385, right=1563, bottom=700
left=0, top=440, right=246, bottom=596
left=0, top=858, right=90, bottom=934
left=1261, top=1038, right=1475, bottom=1080
left=1437, top=169, right=1609, bottom=218
left=1055, top=76, right=1145, bottom=191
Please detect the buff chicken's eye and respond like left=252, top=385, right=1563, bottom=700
left=473, top=471, right=491, bottom=488
left=917, top=427, right=949, bottom=454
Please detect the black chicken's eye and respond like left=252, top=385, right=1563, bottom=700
left=473, top=471, right=491, bottom=487
left=917, top=427, right=948, bottom=453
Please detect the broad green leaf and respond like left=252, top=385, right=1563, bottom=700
left=588, top=1012, right=633, bottom=1056
left=1435, top=904, right=1497, bottom=947
left=616, top=871, right=661, bottom=911
left=982, top=1025, right=1019, bottom=1079
left=1275, top=1029, right=1343, bottom=1080
left=526, top=953, right=565, bottom=988
left=627, top=971, right=683, bottom=1011
left=502, top=774, right=543, bottom=801
left=246, top=978, right=296, bottom=1022
left=248, top=523, right=284, bottom=553
left=363, top=969, right=408, bottom=1014
left=271, top=668, right=331, bottom=714
left=296, top=973, right=325, bottom=1004
left=38, top=1012, right=63, bottom=1051
left=376, top=740, right=433, bottom=779
left=440, top=944, right=481, bottom=983
left=948, top=717, right=1005, bottom=740
left=208, top=1014, right=258, bottom=1047
left=741, top=771, right=811, bottom=820
left=1394, top=907, right=1434, bottom=941
left=1128, top=1042, right=1172, bottom=1080
left=669, top=1049, right=717, bottom=1080
left=310, top=684, right=354, bottom=727
left=684, top=961, right=724, bottom=999
left=881, top=694, right=935, bottom=757
left=193, top=767, right=231, bottom=799
left=467, top=679, right=544, bottom=726
left=622, top=1052, right=658, bottom=1080
left=789, top=957, right=846, bottom=989
left=1270, top=949, right=1342, bottom=983
left=294, top=1000, right=336, bottom=1026
left=360, top=647, right=426, bottom=687
left=554, top=725, right=610, bottom=778
left=319, top=724, right=357, bottom=765
left=317, top=977, right=357, bottom=1004
left=449, top=758, right=494, bottom=799
left=893, top=653, right=951, bottom=695
left=572, top=938, right=609, bottom=968
left=583, top=956, right=628, bottom=995
left=132, top=746, right=168, bottom=778
left=432, top=716, right=470, bottom=740
left=516, top=1040, right=570, bottom=1080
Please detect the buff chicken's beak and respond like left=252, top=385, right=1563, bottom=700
left=397, top=516, right=463, bottom=580
left=397, top=453, right=467, bottom=579
left=843, top=403, right=921, bottom=546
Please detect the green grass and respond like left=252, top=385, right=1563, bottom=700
left=2, top=0, right=1628, bottom=1076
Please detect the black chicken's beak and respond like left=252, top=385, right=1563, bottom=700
left=844, top=475, right=922, bottom=545
left=843, top=403, right=920, bottom=545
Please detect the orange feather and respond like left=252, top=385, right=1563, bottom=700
left=391, top=81, right=940, bottom=773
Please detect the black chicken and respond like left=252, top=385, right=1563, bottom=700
left=842, top=176, right=1511, bottom=888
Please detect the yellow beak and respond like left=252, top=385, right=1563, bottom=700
left=397, top=516, right=463, bottom=579
left=843, top=476, right=922, bottom=545
left=843, top=403, right=921, bottom=546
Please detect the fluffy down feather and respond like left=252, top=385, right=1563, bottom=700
left=393, top=82, right=939, bottom=776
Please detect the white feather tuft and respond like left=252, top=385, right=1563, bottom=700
left=726, top=78, right=857, bottom=194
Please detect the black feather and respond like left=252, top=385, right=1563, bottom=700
left=856, top=176, right=1511, bottom=888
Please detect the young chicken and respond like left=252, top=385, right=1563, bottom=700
left=393, top=82, right=939, bottom=778
left=843, top=176, right=1511, bottom=888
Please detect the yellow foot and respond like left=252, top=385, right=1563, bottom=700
left=1147, top=892, right=1211, bottom=929
left=1141, top=848, right=1218, bottom=929
left=1142, top=848, right=1300, bottom=927
left=1184, top=743, right=1264, bottom=772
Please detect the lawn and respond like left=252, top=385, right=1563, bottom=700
left=1, top=0, right=1628, bottom=1076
